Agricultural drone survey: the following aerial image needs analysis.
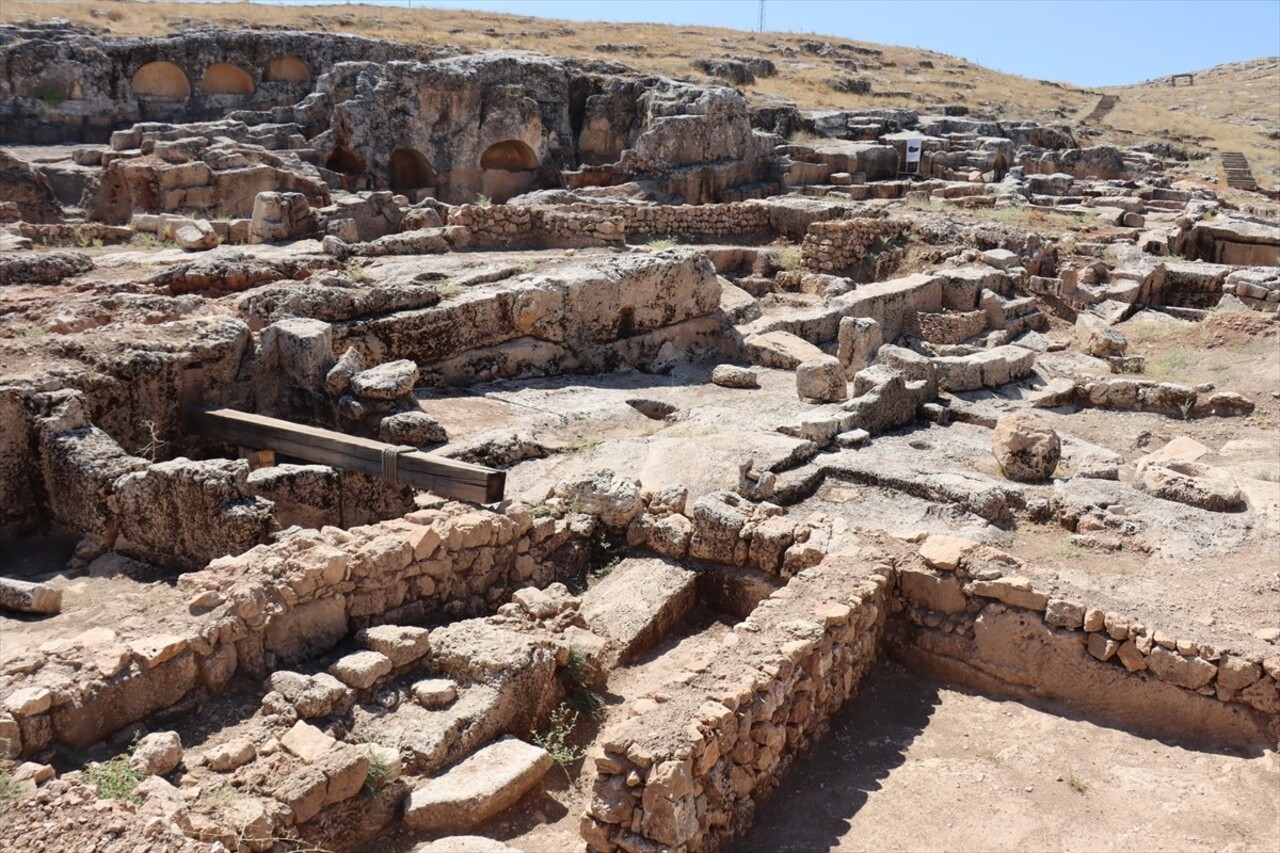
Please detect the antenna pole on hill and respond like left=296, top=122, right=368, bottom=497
left=758, top=0, right=765, bottom=33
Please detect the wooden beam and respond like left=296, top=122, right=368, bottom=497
left=187, top=408, right=504, bottom=504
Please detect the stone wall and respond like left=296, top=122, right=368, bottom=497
left=447, top=204, right=625, bottom=249
left=605, top=202, right=774, bottom=243
left=800, top=216, right=911, bottom=273
left=0, top=501, right=593, bottom=758
left=914, top=309, right=989, bottom=345
left=582, top=553, right=891, bottom=853
left=890, top=535, right=1279, bottom=745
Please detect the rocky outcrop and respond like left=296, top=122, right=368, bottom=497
left=0, top=23, right=415, bottom=144
left=0, top=148, right=63, bottom=222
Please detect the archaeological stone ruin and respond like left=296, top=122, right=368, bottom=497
left=0, top=12, right=1278, bottom=853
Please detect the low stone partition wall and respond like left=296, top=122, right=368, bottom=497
left=1222, top=268, right=1280, bottom=310
left=800, top=216, right=910, bottom=274
left=915, top=309, right=988, bottom=345
left=605, top=202, right=774, bottom=243
left=1032, top=376, right=1255, bottom=419
left=446, top=204, right=626, bottom=249
left=890, top=535, right=1279, bottom=745
left=0, top=501, right=591, bottom=759
left=582, top=552, right=892, bottom=852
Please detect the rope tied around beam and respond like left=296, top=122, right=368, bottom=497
left=381, top=444, right=416, bottom=486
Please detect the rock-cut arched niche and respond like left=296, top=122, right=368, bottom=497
left=200, top=63, right=255, bottom=96
left=131, top=61, right=191, bottom=99
left=479, top=140, right=539, bottom=172
left=325, top=145, right=366, bottom=175
left=263, top=56, right=310, bottom=85
left=389, top=148, right=435, bottom=190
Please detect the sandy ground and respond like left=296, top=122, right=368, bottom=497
left=740, top=661, right=1280, bottom=853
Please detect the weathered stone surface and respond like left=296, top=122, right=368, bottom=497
left=992, top=412, right=1061, bottom=482
left=378, top=411, right=448, bottom=447
left=413, top=678, right=459, bottom=709
left=351, top=360, right=420, bottom=400
left=918, top=535, right=977, bottom=571
left=0, top=577, right=62, bottom=615
left=1075, top=313, right=1127, bottom=358
left=110, top=457, right=274, bottom=570
left=264, top=596, right=348, bottom=666
left=280, top=721, right=338, bottom=763
left=1147, top=646, right=1217, bottom=690
left=711, top=364, right=759, bottom=389
left=899, top=568, right=966, bottom=613
left=357, top=625, right=431, bottom=667
left=581, top=557, right=698, bottom=668
left=796, top=356, right=848, bottom=403
left=1133, top=459, right=1246, bottom=513
left=129, top=731, right=183, bottom=776
left=328, top=650, right=394, bottom=690
left=203, top=738, right=256, bottom=772
left=403, top=738, right=552, bottom=832
left=553, top=470, right=644, bottom=529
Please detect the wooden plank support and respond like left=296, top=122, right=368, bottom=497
left=187, top=407, right=504, bottom=504
left=238, top=447, right=276, bottom=470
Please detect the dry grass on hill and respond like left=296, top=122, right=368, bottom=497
left=3, top=0, right=1276, bottom=186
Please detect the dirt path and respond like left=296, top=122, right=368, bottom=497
left=738, top=661, right=1280, bottom=853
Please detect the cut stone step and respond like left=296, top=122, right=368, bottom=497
left=403, top=737, right=552, bottom=832
left=580, top=556, right=698, bottom=669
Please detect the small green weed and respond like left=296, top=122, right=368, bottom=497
left=1177, top=399, right=1194, bottom=421
left=345, top=263, right=369, bottom=282
left=787, top=129, right=820, bottom=145
left=475, top=194, right=493, bottom=208
left=38, top=85, right=65, bottom=108
left=436, top=281, right=463, bottom=297
left=1053, top=536, right=1083, bottom=559
left=532, top=704, right=587, bottom=769
left=85, top=750, right=143, bottom=804
left=360, top=747, right=392, bottom=798
left=0, top=749, right=21, bottom=810
left=1064, top=769, right=1087, bottom=794
left=646, top=238, right=677, bottom=250
left=563, top=646, right=605, bottom=718
left=19, top=325, right=51, bottom=337
left=590, top=532, right=622, bottom=580
left=775, top=245, right=803, bottom=271
left=563, top=437, right=601, bottom=457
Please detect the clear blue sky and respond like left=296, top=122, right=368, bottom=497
left=246, top=0, right=1280, bottom=87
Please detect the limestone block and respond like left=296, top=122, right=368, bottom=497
left=350, top=360, right=419, bottom=400
left=403, top=738, right=553, bottom=831
left=711, top=364, right=759, bottom=389
left=129, top=731, right=183, bottom=776
left=796, top=356, right=848, bottom=403
left=357, top=625, right=431, bottom=667
left=0, top=578, right=61, bottom=615
left=992, top=412, right=1061, bottom=482
left=203, top=738, right=256, bottom=772
left=328, top=651, right=393, bottom=690
left=413, top=679, right=459, bottom=709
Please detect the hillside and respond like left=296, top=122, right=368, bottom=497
left=2, top=0, right=1276, bottom=186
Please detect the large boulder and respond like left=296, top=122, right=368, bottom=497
left=992, top=412, right=1061, bottom=482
